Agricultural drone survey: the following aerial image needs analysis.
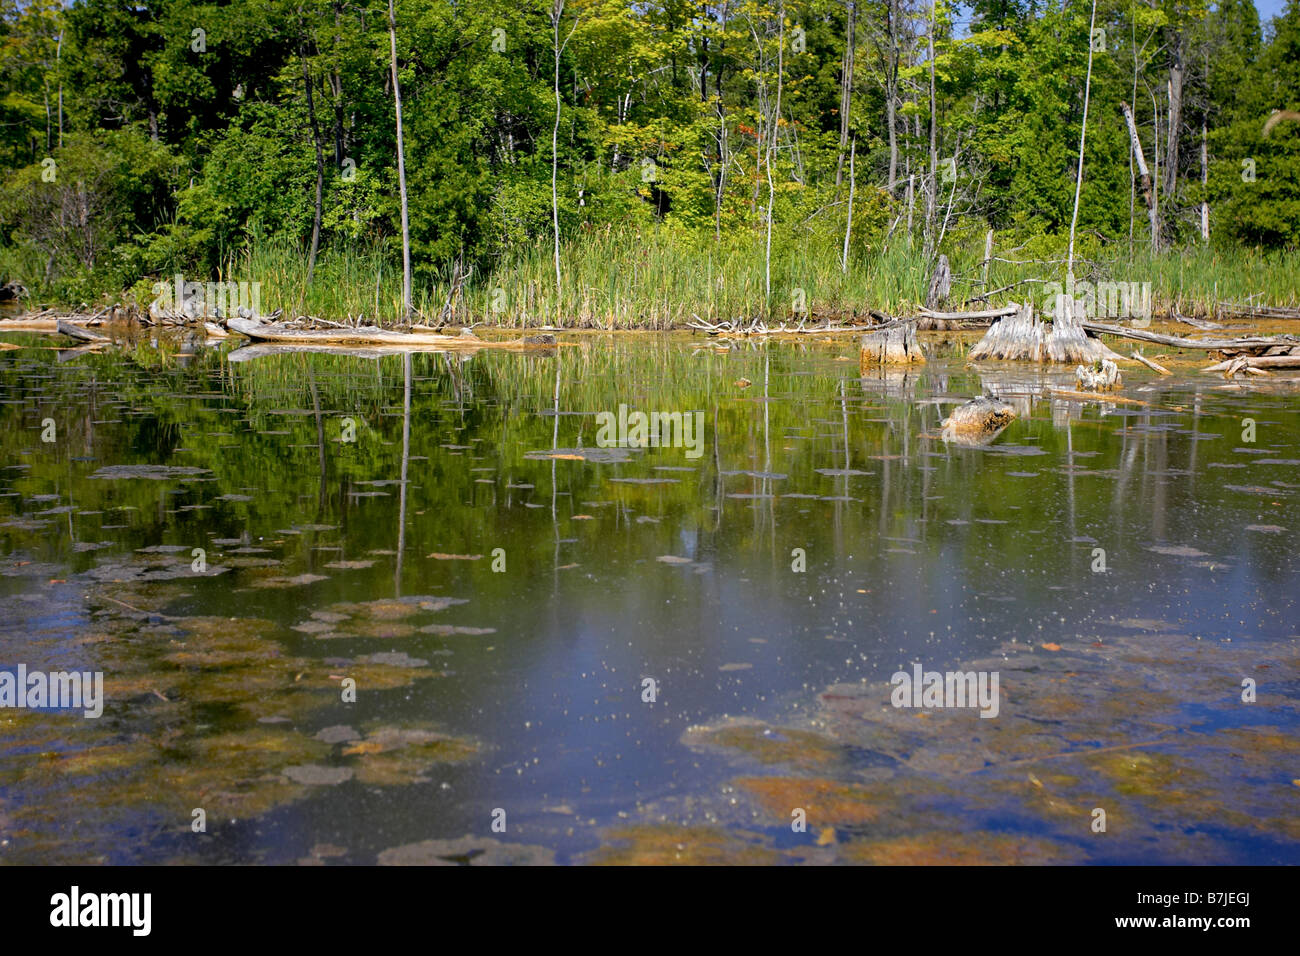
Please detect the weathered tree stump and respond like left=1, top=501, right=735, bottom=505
left=1076, top=359, right=1121, bottom=390
left=941, top=395, right=1017, bottom=444
left=925, top=254, right=951, bottom=310
left=860, top=321, right=925, bottom=367
left=968, top=299, right=1121, bottom=364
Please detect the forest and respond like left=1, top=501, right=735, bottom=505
left=1, top=0, right=1297, bottom=324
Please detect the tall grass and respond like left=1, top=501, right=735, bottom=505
left=18, top=227, right=1300, bottom=327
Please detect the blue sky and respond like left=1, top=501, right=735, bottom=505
left=1256, top=0, right=1288, bottom=23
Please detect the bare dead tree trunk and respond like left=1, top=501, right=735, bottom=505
left=842, top=137, right=856, bottom=272
left=388, top=0, right=412, bottom=319
left=56, top=31, right=63, bottom=149
left=551, top=0, right=565, bottom=304
left=331, top=0, right=345, bottom=166
left=836, top=1, right=856, bottom=189
left=764, top=2, right=784, bottom=303
left=300, top=24, right=325, bottom=287
left=981, top=227, right=993, bottom=289
left=1067, top=0, right=1099, bottom=286
left=714, top=1, right=730, bottom=242
left=925, top=0, right=937, bottom=250
left=1164, top=33, right=1184, bottom=198
left=886, top=0, right=899, bottom=193
left=1150, top=86, right=1161, bottom=252
left=1200, top=117, right=1209, bottom=242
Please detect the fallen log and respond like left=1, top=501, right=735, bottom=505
left=226, top=318, right=566, bottom=352
left=1202, top=355, right=1300, bottom=373
left=1050, top=388, right=1154, bottom=406
left=229, top=317, right=483, bottom=347
left=1172, top=313, right=1221, bottom=330
left=227, top=344, right=479, bottom=362
left=56, top=318, right=111, bottom=343
left=1217, top=302, right=1300, bottom=320
left=0, top=316, right=58, bottom=332
left=686, top=315, right=872, bottom=335
left=1132, top=351, right=1172, bottom=375
left=1081, top=320, right=1299, bottom=351
left=918, top=304, right=1018, bottom=321
left=940, top=396, right=1016, bottom=444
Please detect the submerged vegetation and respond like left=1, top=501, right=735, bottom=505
left=1, top=0, right=1299, bottom=323
left=0, top=335, right=1296, bottom=862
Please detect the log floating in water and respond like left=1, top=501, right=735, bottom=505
left=227, top=343, right=481, bottom=362
left=0, top=317, right=58, bottom=332
left=226, top=318, right=564, bottom=350
left=940, top=396, right=1016, bottom=443
left=1131, top=351, right=1172, bottom=375
left=56, top=318, right=111, bottom=343
left=1172, top=313, right=1222, bottom=330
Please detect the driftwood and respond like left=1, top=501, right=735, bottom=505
left=686, top=315, right=871, bottom=335
left=1050, top=388, right=1153, bottom=406
left=227, top=318, right=564, bottom=351
left=1172, top=313, right=1222, bottom=330
left=56, top=318, right=111, bottom=343
left=0, top=316, right=58, bottom=332
left=229, top=317, right=486, bottom=346
left=860, top=321, right=925, bottom=365
left=227, top=344, right=480, bottom=362
left=970, top=301, right=1121, bottom=364
left=1202, top=355, right=1300, bottom=373
left=918, top=305, right=1018, bottom=321
left=940, top=396, right=1016, bottom=444
left=1132, top=351, right=1171, bottom=375
left=1217, top=303, right=1300, bottom=320
left=1081, top=320, right=1300, bottom=351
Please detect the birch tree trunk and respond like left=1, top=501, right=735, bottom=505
left=925, top=0, right=937, bottom=249
left=1200, top=117, right=1209, bottom=242
left=842, top=137, right=855, bottom=272
left=300, top=28, right=325, bottom=287
left=551, top=0, right=565, bottom=304
left=387, top=0, right=412, bottom=319
left=836, top=1, right=856, bottom=189
left=764, top=3, right=784, bottom=303
left=886, top=0, right=899, bottom=193
left=1066, top=0, right=1098, bottom=287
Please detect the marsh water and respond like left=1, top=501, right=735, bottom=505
left=0, top=330, right=1296, bottom=865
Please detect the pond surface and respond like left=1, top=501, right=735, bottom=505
left=0, top=332, right=1296, bottom=864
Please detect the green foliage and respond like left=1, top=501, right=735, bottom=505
left=0, top=0, right=1297, bottom=317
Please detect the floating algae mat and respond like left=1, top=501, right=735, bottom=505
left=0, top=336, right=1296, bottom=864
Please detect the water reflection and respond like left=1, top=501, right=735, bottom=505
left=0, top=333, right=1295, bottom=864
